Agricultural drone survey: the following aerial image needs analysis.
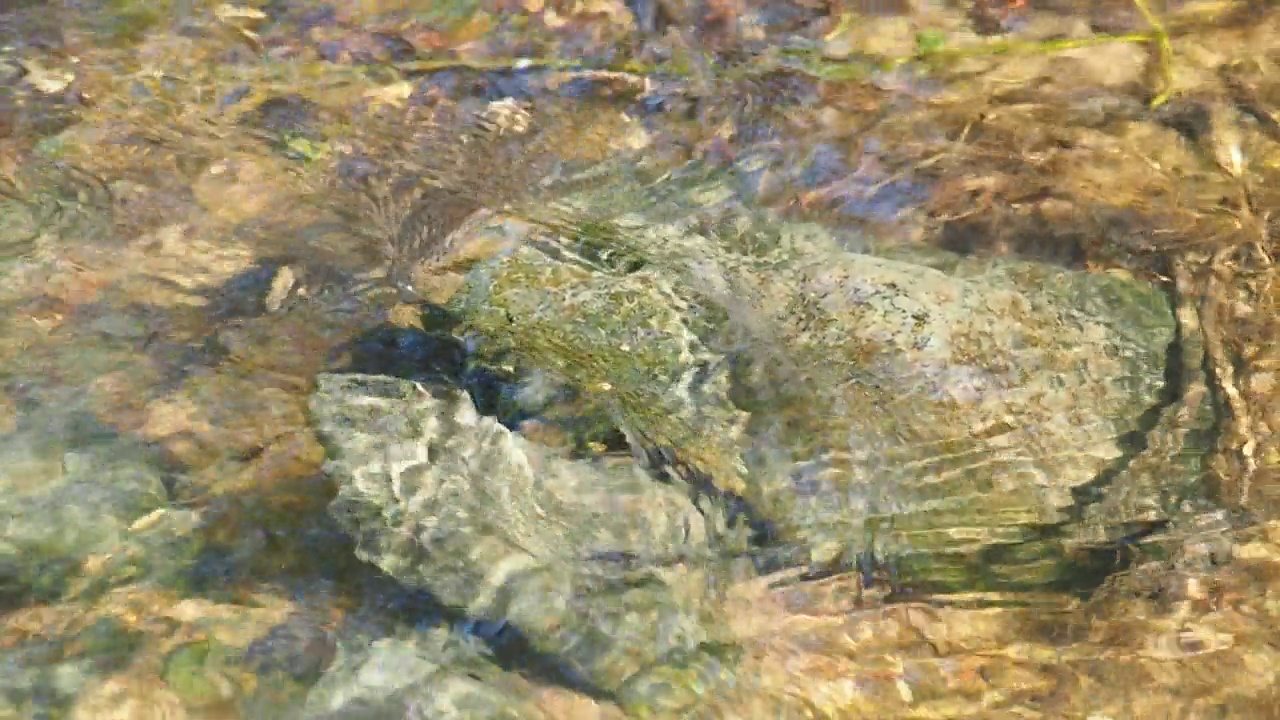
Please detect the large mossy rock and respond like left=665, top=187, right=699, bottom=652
left=442, top=154, right=1210, bottom=589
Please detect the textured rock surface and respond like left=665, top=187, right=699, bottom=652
left=309, top=373, right=741, bottom=711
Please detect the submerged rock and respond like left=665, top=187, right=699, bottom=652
left=445, top=154, right=1213, bottom=586
left=310, top=373, right=740, bottom=712
left=308, top=151, right=1216, bottom=711
left=0, top=158, right=115, bottom=265
left=0, top=414, right=174, bottom=605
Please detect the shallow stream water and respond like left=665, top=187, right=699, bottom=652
left=2, top=0, right=1279, bottom=718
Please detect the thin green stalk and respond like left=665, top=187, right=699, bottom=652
left=1133, top=0, right=1175, bottom=107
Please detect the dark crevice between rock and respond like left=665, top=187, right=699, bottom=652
left=325, top=324, right=468, bottom=383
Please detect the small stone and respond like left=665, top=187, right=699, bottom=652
left=263, top=264, right=296, bottom=313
